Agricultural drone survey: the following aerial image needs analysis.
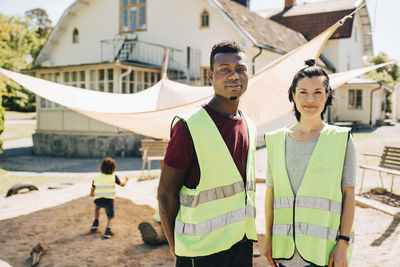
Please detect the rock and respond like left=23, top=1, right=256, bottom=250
left=138, top=221, right=167, bottom=245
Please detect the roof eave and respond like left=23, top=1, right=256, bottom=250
left=35, top=0, right=85, bottom=66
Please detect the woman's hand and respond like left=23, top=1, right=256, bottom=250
left=264, top=239, right=279, bottom=267
left=328, top=240, right=349, bottom=267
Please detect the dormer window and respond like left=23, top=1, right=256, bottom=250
left=200, top=10, right=209, bottom=28
left=120, top=0, right=147, bottom=33
left=72, top=28, right=79, bottom=43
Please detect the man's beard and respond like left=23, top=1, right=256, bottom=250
left=230, top=96, right=238, bottom=100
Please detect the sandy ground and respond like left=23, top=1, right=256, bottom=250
left=1, top=119, right=400, bottom=266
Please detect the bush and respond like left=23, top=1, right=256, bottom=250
left=0, top=103, right=4, bottom=153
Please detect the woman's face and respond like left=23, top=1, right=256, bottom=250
left=292, top=76, right=328, bottom=120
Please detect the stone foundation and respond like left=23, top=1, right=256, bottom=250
left=32, top=133, right=145, bottom=157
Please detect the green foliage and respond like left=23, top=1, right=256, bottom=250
left=363, top=52, right=400, bottom=87
left=364, top=52, right=399, bottom=113
left=0, top=104, right=3, bottom=153
left=0, top=12, right=51, bottom=112
left=25, top=8, right=53, bottom=39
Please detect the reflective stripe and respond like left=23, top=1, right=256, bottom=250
left=247, top=179, right=256, bottom=192
left=245, top=204, right=256, bottom=218
left=273, top=223, right=355, bottom=244
left=175, top=207, right=244, bottom=236
left=273, top=223, right=293, bottom=236
left=274, top=196, right=342, bottom=215
left=274, top=196, right=295, bottom=209
left=296, top=196, right=342, bottom=215
left=95, top=192, right=115, bottom=197
left=180, top=181, right=244, bottom=208
left=95, top=185, right=115, bottom=189
left=175, top=204, right=255, bottom=236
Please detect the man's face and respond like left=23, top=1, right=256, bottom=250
left=208, top=52, right=248, bottom=101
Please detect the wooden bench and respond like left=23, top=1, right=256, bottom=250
left=359, top=146, right=400, bottom=193
left=139, top=139, right=168, bottom=177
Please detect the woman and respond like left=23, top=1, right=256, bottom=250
left=264, top=59, right=356, bottom=267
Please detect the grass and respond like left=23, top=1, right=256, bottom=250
left=0, top=172, right=90, bottom=197
left=1, top=111, right=36, bottom=141
left=4, top=111, right=36, bottom=120
left=0, top=123, right=36, bottom=141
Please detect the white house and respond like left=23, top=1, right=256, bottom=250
left=26, top=0, right=308, bottom=156
left=256, top=0, right=391, bottom=127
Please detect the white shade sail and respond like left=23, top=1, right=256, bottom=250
left=0, top=17, right=391, bottom=139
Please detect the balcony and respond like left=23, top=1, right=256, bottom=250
left=100, top=37, right=200, bottom=84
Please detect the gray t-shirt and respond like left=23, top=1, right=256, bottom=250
left=266, top=131, right=356, bottom=266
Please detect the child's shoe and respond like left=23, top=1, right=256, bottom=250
left=103, top=227, right=114, bottom=239
left=90, top=219, right=99, bottom=233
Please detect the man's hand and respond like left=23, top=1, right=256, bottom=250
left=169, top=247, right=177, bottom=262
left=125, top=176, right=129, bottom=182
left=328, top=240, right=349, bottom=267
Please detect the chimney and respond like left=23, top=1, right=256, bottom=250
left=232, top=0, right=250, bottom=8
left=285, top=0, right=296, bottom=9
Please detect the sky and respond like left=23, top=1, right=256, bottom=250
left=0, top=0, right=398, bottom=62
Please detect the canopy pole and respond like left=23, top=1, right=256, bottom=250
left=161, top=46, right=169, bottom=79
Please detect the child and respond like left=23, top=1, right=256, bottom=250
left=90, top=157, right=128, bottom=239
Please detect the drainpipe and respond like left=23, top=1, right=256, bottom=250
left=119, top=67, right=132, bottom=93
left=369, top=82, right=382, bottom=126
left=252, top=47, right=263, bottom=75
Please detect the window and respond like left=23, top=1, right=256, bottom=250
left=200, top=10, right=209, bottom=28
left=99, top=69, right=105, bottom=92
left=200, top=67, right=211, bottom=86
left=107, top=69, right=114, bottom=92
left=348, top=89, right=362, bottom=109
left=38, top=72, right=62, bottom=109
left=72, top=28, right=79, bottom=43
left=79, top=71, right=86, bottom=88
left=120, top=0, right=147, bottom=33
left=121, top=69, right=159, bottom=94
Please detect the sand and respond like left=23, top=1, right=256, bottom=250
left=0, top=178, right=399, bottom=266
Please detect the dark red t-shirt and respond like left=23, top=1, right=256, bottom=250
left=164, top=104, right=249, bottom=189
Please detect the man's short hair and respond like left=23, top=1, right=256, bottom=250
left=210, top=41, right=244, bottom=71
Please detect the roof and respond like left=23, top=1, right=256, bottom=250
left=255, top=0, right=372, bottom=55
left=212, top=0, right=307, bottom=53
left=35, top=0, right=90, bottom=66
left=345, top=78, right=393, bottom=92
left=272, top=0, right=360, bottom=17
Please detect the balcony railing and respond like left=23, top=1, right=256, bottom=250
left=100, top=36, right=200, bottom=84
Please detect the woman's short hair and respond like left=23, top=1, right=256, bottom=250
left=288, top=59, right=334, bottom=121
left=100, top=157, right=116, bottom=174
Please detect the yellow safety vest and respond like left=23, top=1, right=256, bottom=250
left=265, top=125, right=354, bottom=266
left=173, top=107, right=257, bottom=257
left=93, top=173, right=116, bottom=200
left=153, top=203, right=161, bottom=222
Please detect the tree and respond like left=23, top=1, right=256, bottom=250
left=0, top=12, right=51, bottom=152
left=364, top=52, right=399, bottom=87
left=364, top=52, right=400, bottom=113
left=25, top=8, right=52, bottom=39
left=0, top=12, right=51, bottom=112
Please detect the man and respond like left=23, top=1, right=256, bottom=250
left=157, top=41, right=257, bottom=267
